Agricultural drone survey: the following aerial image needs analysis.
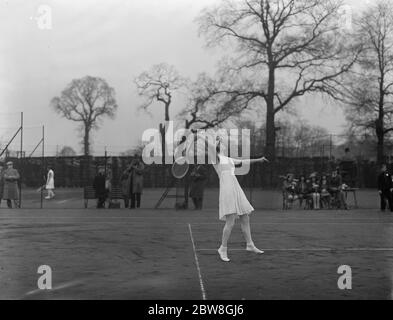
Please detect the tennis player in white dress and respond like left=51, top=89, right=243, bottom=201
left=45, top=167, right=55, bottom=199
left=214, top=140, right=268, bottom=262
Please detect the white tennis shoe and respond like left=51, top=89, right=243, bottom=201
left=218, top=246, right=230, bottom=262
left=246, top=244, right=264, bottom=254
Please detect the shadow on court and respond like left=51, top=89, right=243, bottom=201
left=0, top=208, right=392, bottom=300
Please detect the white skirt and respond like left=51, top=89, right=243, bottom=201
left=46, top=178, right=55, bottom=190
left=218, top=173, right=254, bottom=221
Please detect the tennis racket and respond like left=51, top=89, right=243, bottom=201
left=171, top=156, right=190, bottom=179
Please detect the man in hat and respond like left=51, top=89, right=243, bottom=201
left=377, top=163, right=393, bottom=212
left=189, top=164, right=207, bottom=210
left=93, top=166, right=107, bottom=209
left=129, top=155, right=144, bottom=209
left=2, top=161, right=20, bottom=208
left=329, top=168, right=347, bottom=210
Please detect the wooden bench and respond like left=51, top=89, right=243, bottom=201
left=84, top=186, right=124, bottom=208
left=108, top=186, right=123, bottom=201
left=84, top=186, right=96, bottom=208
left=106, top=186, right=123, bottom=209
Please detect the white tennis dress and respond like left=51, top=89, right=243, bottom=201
left=46, top=169, right=55, bottom=190
left=213, top=155, right=254, bottom=221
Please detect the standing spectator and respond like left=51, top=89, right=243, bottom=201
left=93, top=167, right=107, bottom=209
left=320, top=175, right=331, bottom=209
left=329, top=169, right=348, bottom=210
left=105, top=170, right=113, bottom=204
left=377, top=163, right=393, bottom=212
left=0, top=163, right=4, bottom=208
left=340, top=147, right=356, bottom=186
left=297, top=176, right=310, bottom=208
left=189, top=165, right=207, bottom=210
left=130, top=155, right=144, bottom=209
left=282, top=174, right=297, bottom=209
left=310, top=173, right=321, bottom=210
left=120, top=168, right=131, bottom=208
left=45, top=165, right=55, bottom=200
left=2, top=161, right=20, bottom=208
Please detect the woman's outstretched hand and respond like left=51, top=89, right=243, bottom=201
left=259, top=157, right=269, bottom=163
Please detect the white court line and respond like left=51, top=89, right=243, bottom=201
left=24, top=280, right=84, bottom=297
left=196, top=248, right=393, bottom=252
left=188, top=223, right=207, bottom=301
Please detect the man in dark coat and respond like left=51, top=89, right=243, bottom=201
left=93, top=167, right=107, bottom=209
left=129, top=156, right=144, bottom=209
left=329, top=169, right=348, bottom=210
left=189, top=165, right=207, bottom=210
left=378, top=164, right=393, bottom=212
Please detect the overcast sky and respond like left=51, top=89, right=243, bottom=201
left=0, top=0, right=370, bottom=156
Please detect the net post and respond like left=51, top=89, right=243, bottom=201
left=19, top=112, right=23, bottom=208
left=41, top=125, right=45, bottom=209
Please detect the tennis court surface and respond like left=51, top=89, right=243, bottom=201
left=1, top=205, right=392, bottom=300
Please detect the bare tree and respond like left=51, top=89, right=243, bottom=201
left=179, top=73, right=258, bottom=129
left=198, top=0, right=361, bottom=159
left=51, top=76, right=118, bottom=156
left=334, top=1, right=393, bottom=163
left=135, top=63, right=186, bottom=122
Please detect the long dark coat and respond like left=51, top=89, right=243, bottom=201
left=378, top=171, right=393, bottom=191
left=2, top=168, right=20, bottom=200
left=93, top=173, right=106, bottom=197
left=189, top=165, right=207, bottom=198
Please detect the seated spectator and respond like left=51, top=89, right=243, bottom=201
left=282, top=174, right=297, bottom=208
left=310, top=173, right=321, bottom=210
left=320, top=175, right=331, bottom=209
left=329, top=169, right=348, bottom=210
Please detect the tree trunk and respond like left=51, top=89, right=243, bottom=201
left=165, top=103, right=170, bottom=122
left=377, top=133, right=384, bottom=164
left=265, top=64, right=276, bottom=161
left=376, top=76, right=385, bottom=164
left=376, top=117, right=384, bottom=164
left=84, top=125, right=90, bottom=157
left=83, top=124, right=91, bottom=185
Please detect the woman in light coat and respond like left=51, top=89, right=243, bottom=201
left=130, top=156, right=144, bottom=209
left=2, top=161, right=20, bottom=208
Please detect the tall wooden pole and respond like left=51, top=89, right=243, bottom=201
left=41, top=126, right=45, bottom=209
left=18, top=112, right=23, bottom=208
